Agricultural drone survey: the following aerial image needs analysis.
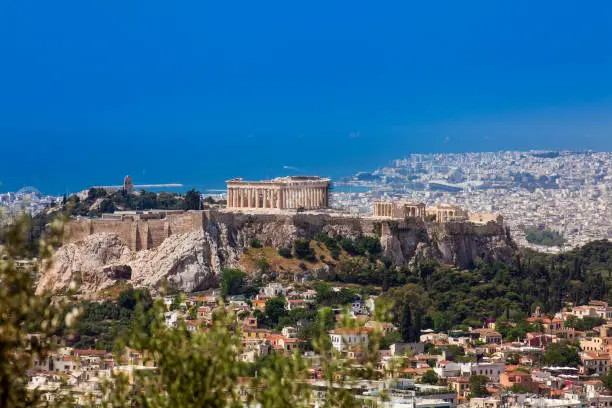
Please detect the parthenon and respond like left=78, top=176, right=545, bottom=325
left=226, top=176, right=330, bottom=210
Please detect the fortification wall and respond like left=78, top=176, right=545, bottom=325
left=64, top=210, right=510, bottom=269
left=65, top=212, right=204, bottom=251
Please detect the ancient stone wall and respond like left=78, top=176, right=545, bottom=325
left=65, top=210, right=511, bottom=269
left=65, top=212, right=205, bottom=251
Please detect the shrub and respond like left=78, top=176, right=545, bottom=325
left=293, top=239, right=315, bottom=261
left=340, top=238, right=357, bottom=255
left=278, top=247, right=292, bottom=258
left=250, top=238, right=262, bottom=248
left=257, top=258, right=270, bottom=273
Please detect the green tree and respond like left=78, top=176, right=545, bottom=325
left=183, top=189, right=201, bottom=210
left=220, top=268, right=246, bottom=297
left=264, top=297, right=288, bottom=327
left=118, top=287, right=152, bottom=311
left=87, top=187, right=107, bottom=200
left=421, top=369, right=439, bottom=385
left=510, top=384, right=532, bottom=393
left=469, top=375, right=490, bottom=398
left=400, top=301, right=413, bottom=342
left=0, top=216, right=72, bottom=407
left=105, top=304, right=311, bottom=407
left=99, top=198, right=116, bottom=213
left=601, top=370, right=612, bottom=391
left=543, top=343, right=581, bottom=367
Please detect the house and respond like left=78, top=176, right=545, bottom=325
left=300, top=290, right=317, bottom=303
left=328, top=327, right=371, bottom=352
left=240, top=340, right=270, bottom=363
left=267, top=335, right=301, bottom=353
left=281, top=326, right=297, bottom=338
left=470, top=362, right=505, bottom=382
left=365, top=321, right=397, bottom=336
left=242, top=327, right=271, bottom=340
left=199, top=296, right=218, bottom=308
left=526, top=332, right=554, bottom=347
left=286, top=299, right=306, bottom=311
left=261, top=283, right=287, bottom=297
left=447, top=377, right=470, bottom=398
left=252, top=298, right=268, bottom=311
left=390, top=342, right=425, bottom=356
left=164, top=311, right=181, bottom=328
left=470, top=329, right=502, bottom=345
left=570, top=302, right=612, bottom=320
left=351, top=300, right=368, bottom=315
left=242, top=316, right=258, bottom=328
left=470, top=397, right=501, bottom=408
left=434, top=361, right=462, bottom=378
left=580, top=336, right=609, bottom=352
left=500, top=370, right=534, bottom=391
left=526, top=317, right=564, bottom=333
left=347, top=346, right=366, bottom=363
left=197, top=306, right=213, bottom=321
left=581, top=352, right=610, bottom=376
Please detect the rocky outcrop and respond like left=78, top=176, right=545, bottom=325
left=37, top=231, right=222, bottom=295
left=37, top=233, right=133, bottom=295
left=38, top=211, right=516, bottom=295
left=380, top=219, right=515, bottom=267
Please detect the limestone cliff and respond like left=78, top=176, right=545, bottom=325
left=37, top=211, right=516, bottom=295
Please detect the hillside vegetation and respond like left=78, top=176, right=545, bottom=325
left=240, top=234, right=612, bottom=334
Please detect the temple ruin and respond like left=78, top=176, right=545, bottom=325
left=373, top=200, right=426, bottom=219
left=373, top=200, right=502, bottom=225
left=226, top=176, right=331, bottom=210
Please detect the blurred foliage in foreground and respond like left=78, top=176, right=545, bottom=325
left=0, top=216, right=392, bottom=407
left=0, top=215, right=75, bottom=406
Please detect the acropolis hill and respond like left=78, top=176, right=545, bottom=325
left=40, top=177, right=513, bottom=295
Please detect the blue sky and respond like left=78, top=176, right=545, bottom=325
left=1, top=1, right=611, bottom=193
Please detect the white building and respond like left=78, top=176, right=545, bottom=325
left=328, top=327, right=371, bottom=352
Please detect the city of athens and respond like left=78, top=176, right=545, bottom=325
left=2, top=2, right=612, bottom=407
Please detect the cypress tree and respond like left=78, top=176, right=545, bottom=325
left=401, top=302, right=412, bottom=342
